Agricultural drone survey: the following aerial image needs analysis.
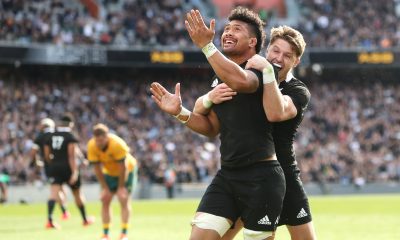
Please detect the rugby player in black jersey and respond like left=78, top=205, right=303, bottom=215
left=44, top=114, right=94, bottom=229
left=201, top=26, right=317, bottom=240
left=151, top=7, right=285, bottom=240
left=31, top=118, right=70, bottom=220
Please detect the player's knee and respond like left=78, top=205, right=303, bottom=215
left=101, top=195, right=112, bottom=204
left=191, top=213, right=231, bottom=238
left=243, top=228, right=274, bottom=240
left=117, top=193, right=129, bottom=202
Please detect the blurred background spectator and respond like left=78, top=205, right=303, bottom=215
left=297, top=0, right=400, bottom=48
left=0, top=67, right=399, bottom=186
left=0, top=0, right=400, bottom=188
left=2, top=0, right=400, bottom=48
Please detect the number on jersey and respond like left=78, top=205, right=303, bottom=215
left=52, top=136, right=64, bottom=150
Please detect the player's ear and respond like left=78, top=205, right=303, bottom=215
left=293, top=57, right=300, bottom=67
left=249, top=37, right=257, bottom=49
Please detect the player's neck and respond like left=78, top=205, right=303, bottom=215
left=227, top=51, right=256, bottom=65
left=101, top=140, right=110, bottom=151
left=279, top=70, right=294, bottom=83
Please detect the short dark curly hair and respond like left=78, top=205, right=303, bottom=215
left=228, top=7, right=266, bottom=53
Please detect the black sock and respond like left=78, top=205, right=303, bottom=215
left=47, top=200, right=56, bottom=222
left=77, top=204, right=87, bottom=222
left=60, top=204, right=67, bottom=214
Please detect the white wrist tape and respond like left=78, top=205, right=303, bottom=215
left=202, top=42, right=218, bottom=58
left=202, top=93, right=213, bottom=109
left=173, top=106, right=191, bottom=124
left=262, top=65, right=276, bottom=84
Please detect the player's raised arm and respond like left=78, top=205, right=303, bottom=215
left=150, top=82, right=219, bottom=138
left=185, top=9, right=259, bottom=93
left=246, top=55, right=297, bottom=122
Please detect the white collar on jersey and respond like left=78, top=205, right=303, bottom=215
left=283, top=71, right=294, bottom=83
left=57, top=127, right=71, bottom=132
left=43, top=127, right=54, bottom=133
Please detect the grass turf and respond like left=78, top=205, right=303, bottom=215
left=0, top=194, right=399, bottom=240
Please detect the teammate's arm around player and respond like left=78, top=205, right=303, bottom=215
left=193, top=83, right=237, bottom=115
left=185, top=9, right=260, bottom=93
left=246, top=55, right=297, bottom=122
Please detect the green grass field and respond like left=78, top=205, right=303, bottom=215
left=0, top=194, right=399, bottom=240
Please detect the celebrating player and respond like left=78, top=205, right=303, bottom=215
left=151, top=7, right=285, bottom=240
left=31, top=118, right=70, bottom=220
left=87, top=124, right=137, bottom=240
left=43, top=114, right=94, bottom=229
left=197, top=26, right=317, bottom=240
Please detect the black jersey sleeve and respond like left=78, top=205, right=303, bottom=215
left=44, top=134, right=52, bottom=146
left=33, top=135, right=40, bottom=146
left=288, top=84, right=311, bottom=115
left=246, top=68, right=263, bottom=89
left=68, top=133, right=79, bottom=143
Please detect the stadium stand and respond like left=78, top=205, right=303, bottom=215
left=0, top=0, right=400, bottom=189
left=0, top=67, right=399, bottom=186
left=0, top=0, right=213, bottom=47
left=297, top=0, right=400, bottom=48
left=0, top=67, right=220, bottom=185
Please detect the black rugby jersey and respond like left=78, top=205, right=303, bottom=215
left=33, top=129, right=53, bottom=164
left=45, top=127, right=78, bottom=166
left=211, top=62, right=275, bottom=168
left=273, top=76, right=310, bottom=167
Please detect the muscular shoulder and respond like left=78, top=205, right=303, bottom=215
left=284, top=78, right=310, bottom=109
left=34, top=133, right=44, bottom=144
left=87, top=138, right=97, bottom=152
left=62, top=132, right=78, bottom=142
left=108, top=134, right=129, bottom=151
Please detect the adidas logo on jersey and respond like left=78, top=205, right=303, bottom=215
left=257, top=214, right=271, bottom=225
left=297, top=208, right=308, bottom=219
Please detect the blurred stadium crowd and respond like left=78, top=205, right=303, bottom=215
left=0, top=0, right=209, bottom=47
left=297, top=0, right=400, bottom=48
left=0, top=0, right=400, bottom=188
left=2, top=0, right=400, bottom=48
left=0, top=69, right=399, bottom=186
left=0, top=69, right=220, bottom=186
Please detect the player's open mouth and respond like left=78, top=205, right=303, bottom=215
left=223, top=38, right=237, bottom=48
left=272, top=62, right=283, bottom=70
left=272, top=63, right=282, bottom=70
